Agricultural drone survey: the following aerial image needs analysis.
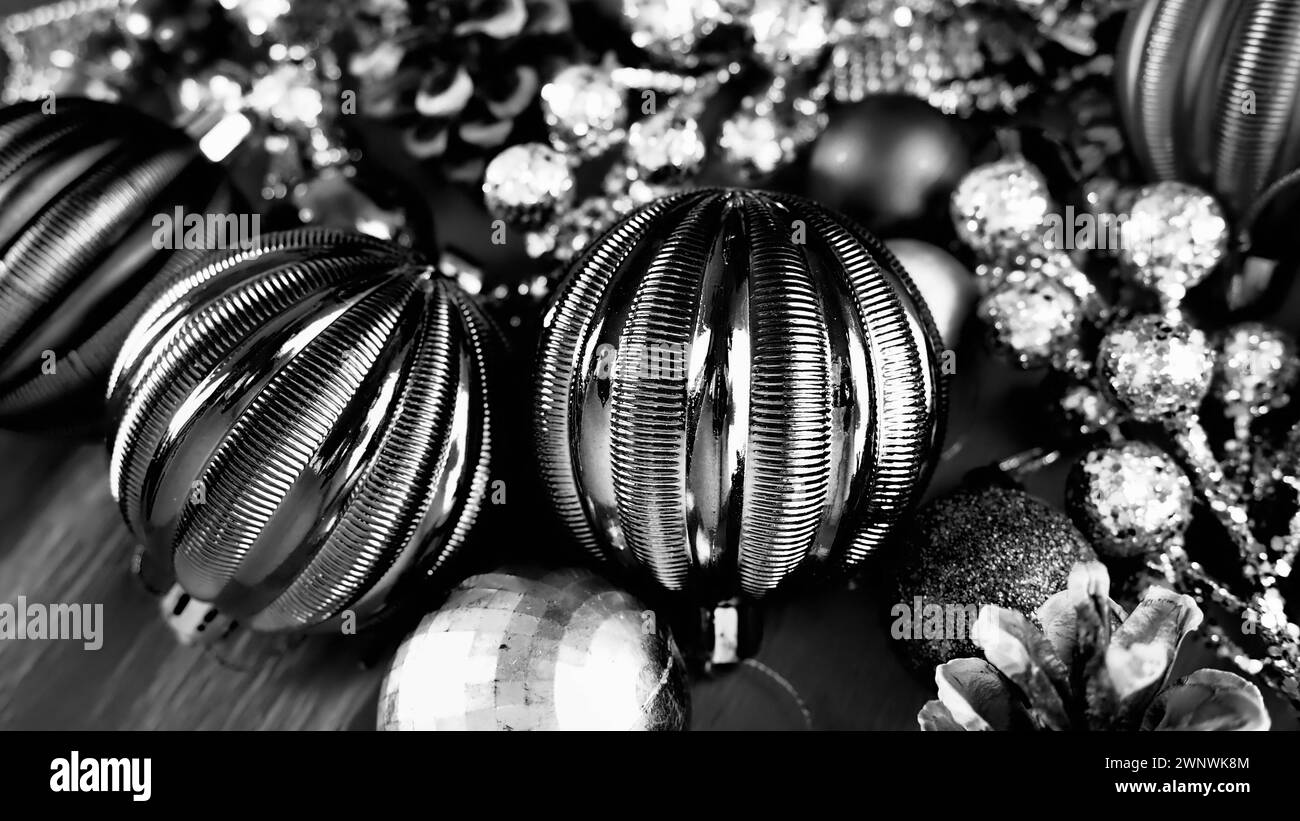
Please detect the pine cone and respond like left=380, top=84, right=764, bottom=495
left=919, top=561, right=1271, bottom=731
left=350, top=0, right=574, bottom=183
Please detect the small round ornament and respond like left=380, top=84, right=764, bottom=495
left=1213, top=322, right=1298, bottom=419
left=620, top=0, right=728, bottom=68
left=0, top=97, right=236, bottom=431
left=890, top=482, right=1096, bottom=669
left=1097, top=313, right=1264, bottom=562
left=108, top=229, right=500, bottom=635
left=1116, top=0, right=1300, bottom=221
left=378, top=566, right=689, bottom=731
left=626, top=108, right=707, bottom=186
left=883, top=239, right=976, bottom=346
left=1066, top=441, right=1194, bottom=559
left=535, top=189, right=946, bottom=603
left=541, top=65, right=628, bottom=158
left=951, top=156, right=1051, bottom=263
left=482, top=142, right=575, bottom=228
left=977, top=274, right=1084, bottom=371
left=808, top=95, right=970, bottom=233
left=1117, top=182, right=1228, bottom=307
left=1097, top=313, right=1214, bottom=424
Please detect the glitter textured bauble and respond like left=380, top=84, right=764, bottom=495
left=977, top=275, right=1083, bottom=370
left=951, top=156, right=1050, bottom=263
left=1116, top=0, right=1300, bottom=220
left=1097, top=314, right=1214, bottom=423
left=541, top=65, right=627, bottom=158
left=108, top=230, right=500, bottom=634
left=891, top=483, right=1096, bottom=669
left=378, top=567, right=689, bottom=731
left=1117, top=182, right=1228, bottom=305
left=1066, top=442, right=1194, bottom=558
left=0, top=97, right=236, bottom=432
left=1214, top=322, right=1298, bottom=417
left=808, top=95, right=970, bottom=234
left=535, top=189, right=946, bottom=602
left=482, top=142, right=575, bottom=228
left=620, top=0, right=726, bottom=68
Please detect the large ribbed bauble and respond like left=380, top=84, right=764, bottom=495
left=108, top=230, right=500, bottom=633
left=535, top=189, right=946, bottom=602
left=0, top=97, right=236, bottom=431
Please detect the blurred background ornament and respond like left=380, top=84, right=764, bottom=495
left=883, top=238, right=977, bottom=345
left=806, top=94, right=970, bottom=235
left=108, top=229, right=501, bottom=637
left=350, top=0, right=574, bottom=183
left=378, top=566, right=689, bottom=730
left=0, top=0, right=152, bottom=104
left=919, top=561, right=1271, bottom=731
left=541, top=63, right=627, bottom=157
left=977, top=273, right=1086, bottom=372
left=890, top=481, right=1095, bottom=670
left=828, top=0, right=1033, bottom=116
left=1116, top=0, right=1300, bottom=234
left=536, top=189, right=946, bottom=611
left=0, top=97, right=237, bottom=432
left=1116, top=181, right=1228, bottom=309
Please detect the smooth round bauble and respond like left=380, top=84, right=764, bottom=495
left=891, top=484, right=1096, bottom=669
left=807, top=95, right=969, bottom=233
left=884, top=239, right=976, bottom=346
left=1097, top=314, right=1214, bottom=424
left=535, top=189, right=946, bottom=602
left=1066, top=442, right=1194, bottom=559
left=377, top=567, right=689, bottom=731
left=1116, top=0, right=1300, bottom=219
left=108, top=230, right=500, bottom=633
left=0, top=97, right=236, bottom=431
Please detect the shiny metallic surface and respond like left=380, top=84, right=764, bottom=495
left=0, top=97, right=235, bottom=431
left=377, top=566, right=689, bottom=731
left=1117, top=0, right=1300, bottom=216
left=108, top=229, right=499, bottom=633
left=535, top=189, right=946, bottom=601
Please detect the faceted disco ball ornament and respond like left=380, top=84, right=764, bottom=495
left=108, top=230, right=500, bottom=635
left=378, top=567, right=690, bottom=731
left=0, top=97, right=236, bottom=431
left=535, top=189, right=947, bottom=602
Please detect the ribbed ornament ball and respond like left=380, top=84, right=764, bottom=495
left=1116, top=0, right=1300, bottom=221
left=378, top=567, right=689, bottom=731
left=108, top=230, right=500, bottom=633
left=0, top=97, right=236, bottom=431
left=535, top=189, right=946, bottom=602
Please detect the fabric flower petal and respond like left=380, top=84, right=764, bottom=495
left=935, top=658, right=1030, bottom=731
left=973, top=605, right=1071, bottom=730
left=918, top=699, right=967, bottom=731
left=1142, top=669, right=1271, bottom=731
